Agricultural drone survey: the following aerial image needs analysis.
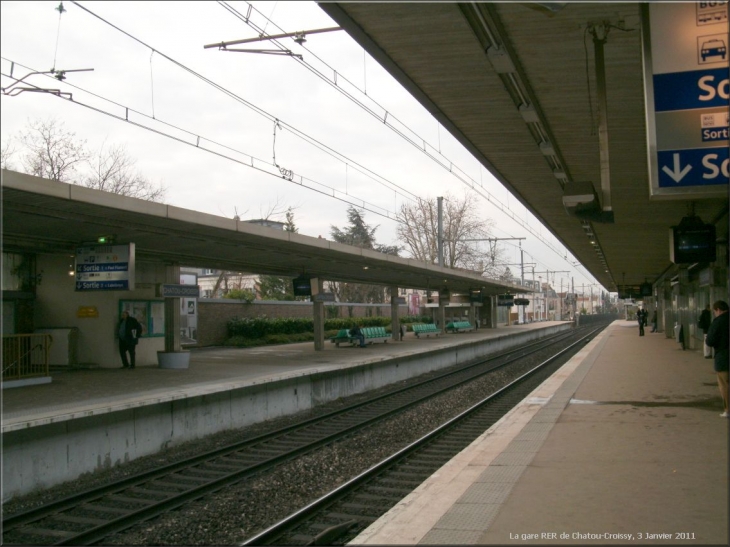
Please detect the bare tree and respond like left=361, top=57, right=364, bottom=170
left=84, top=141, right=166, bottom=202
left=11, top=117, right=167, bottom=203
left=18, top=117, right=89, bottom=182
left=1, top=137, right=16, bottom=170
left=396, top=192, right=505, bottom=277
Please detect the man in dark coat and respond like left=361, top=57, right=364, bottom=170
left=698, top=304, right=713, bottom=358
left=706, top=301, right=729, bottom=417
left=349, top=324, right=366, bottom=348
left=117, top=311, right=143, bottom=369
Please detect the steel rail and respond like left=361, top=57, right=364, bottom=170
left=242, top=326, right=603, bottom=545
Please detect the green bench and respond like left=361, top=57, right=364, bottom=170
left=361, top=326, right=390, bottom=344
left=412, top=323, right=440, bottom=338
left=445, top=321, right=474, bottom=333
left=329, top=329, right=353, bottom=347
left=329, top=326, right=390, bottom=347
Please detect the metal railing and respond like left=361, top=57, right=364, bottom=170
left=2, top=333, right=52, bottom=381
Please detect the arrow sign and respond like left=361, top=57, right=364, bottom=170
left=661, top=153, right=692, bottom=183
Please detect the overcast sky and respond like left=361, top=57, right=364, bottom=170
left=1, top=0, right=604, bottom=294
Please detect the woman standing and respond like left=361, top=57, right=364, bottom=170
left=705, top=301, right=729, bottom=418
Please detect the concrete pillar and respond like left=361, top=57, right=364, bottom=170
left=438, top=289, right=447, bottom=333
left=390, top=286, right=401, bottom=341
left=164, top=263, right=181, bottom=353
left=312, top=278, right=325, bottom=351
left=467, top=303, right=475, bottom=328
left=481, top=296, right=492, bottom=328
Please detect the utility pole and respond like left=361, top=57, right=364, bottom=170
left=502, top=261, right=536, bottom=324
left=520, top=241, right=525, bottom=289
left=437, top=196, right=444, bottom=268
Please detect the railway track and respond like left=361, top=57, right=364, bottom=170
left=2, top=324, right=604, bottom=545
left=244, top=325, right=603, bottom=545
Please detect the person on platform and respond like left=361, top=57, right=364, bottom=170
left=349, top=324, right=367, bottom=348
left=698, top=304, right=713, bottom=359
left=650, top=309, right=658, bottom=333
left=117, top=310, right=142, bottom=369
left=705, top=300, right=729, bottom=418
left=637, top=307, right=647, bottom=336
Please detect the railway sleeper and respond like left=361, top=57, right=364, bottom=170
left=394, top=461, right=441, bottom=471
left=128, top=486, right=181, bottom=498
left=336, top=503, right=386, bottom=517
left=150, top=479, right=200, bottom=489
left=47, top=514, right=108, bottom=526
left=80, top=503, right=130, bottom=515
left=385, top=471, right=429, bottom=481
left=200, top=462, right=245, bottom=472
left=361, top=484, right=415, bottom=496
left=186, top=468, right=228, bottom=477
left=17, top=526, right=75, bottom=538
left=107, top=494, right=159, bottom=505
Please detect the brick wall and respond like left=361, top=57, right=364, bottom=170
left=197, top=299, right=408, bottom=346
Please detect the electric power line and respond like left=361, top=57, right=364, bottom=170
left=229, top=1, right=594, bottom=280
left=0, top=59, right=402, bottom=222
left=67, top=0, right=420, bottom=206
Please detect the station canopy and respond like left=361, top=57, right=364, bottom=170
left=1, top=169, right=527, bottom=297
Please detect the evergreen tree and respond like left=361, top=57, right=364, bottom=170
left=257, top=207, right=304, bottom=301
left=329, top=207, right=400, bottom=304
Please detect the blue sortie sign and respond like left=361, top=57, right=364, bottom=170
left=643, top=3, right=728, bottom=196
left=653, top=66, right=729, bottom=188
left=654, top=67, right=729, bottom=111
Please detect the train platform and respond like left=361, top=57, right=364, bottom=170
left=2, top=321, right=566, bottom=428
left=2, top=321, right=571, bottom=500
left=350, top=320, right=729, bottom=545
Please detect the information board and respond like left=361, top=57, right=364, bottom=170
left=75, top=244, right=135, bottom=291
left=642, top=2, right=729, bottom=199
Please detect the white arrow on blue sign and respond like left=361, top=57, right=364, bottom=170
left=658, top=148, right=729, bottom=187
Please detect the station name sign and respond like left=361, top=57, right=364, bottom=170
left=642, top=2, right=729, bottom=199
left=313, top=292, right=336, bottom=303
left=75, top=244, right=135, bottom=291
left=497, top=294, right=514, bottom=307
left=157, top=284, right=201, bottom=298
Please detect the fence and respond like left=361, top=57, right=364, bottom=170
left=2, top=333, right=52, bottom=381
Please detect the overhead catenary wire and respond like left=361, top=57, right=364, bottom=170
left=67, top=0, right=420, bottom=206
left=225, top=1, right=589, bottom=278
left=0, top=58, right=401, bottom=223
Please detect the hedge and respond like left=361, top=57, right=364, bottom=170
left=227, top=316, right=396, bottom=338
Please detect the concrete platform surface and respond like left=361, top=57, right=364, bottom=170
left=350, top=320, right=728, bottom=545
left=1, top=321, right=566, bottom=431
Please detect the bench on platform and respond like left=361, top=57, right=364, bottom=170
left=412, top=323, right=440, bottom=338
left=446, top=321, right=474, bottom=333
left=329, top=329, right=353, bottom=347
left=361, top=327, right=390, bottom=344
left=330, top=326, right=391, bottom=347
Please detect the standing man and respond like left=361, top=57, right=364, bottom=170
left=637, top=307, right=647, bottom=336
left=705, top=301, right=729, bottom=418
left=698, top=304, right=712, bottom=358
left=118, top=310, right=143, bottom=369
